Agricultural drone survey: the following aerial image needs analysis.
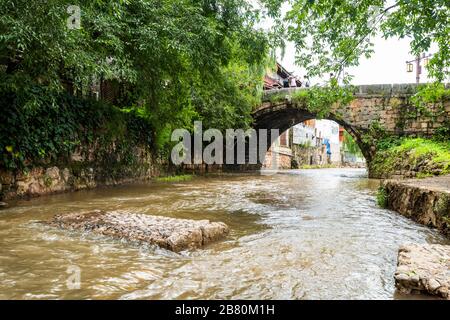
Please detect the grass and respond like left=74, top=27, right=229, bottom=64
left=393, top=138, right=450, bottom=164
left=299, top=164, right=338, bottom=169
left=433, top=194, right=450, bottom=217
left=370, top=138, right=450, bottom=178
left=155, top=174, right=193, bottom=183
left=416, top=172, right=434, bottom=179
left=376, top=186, right=388, bottom=208
left=393, top=138, right=450, bottom=174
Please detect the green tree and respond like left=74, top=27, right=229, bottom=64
left=0, top=0, right=270, bottom=160
left=261, top=0, right=449, bottom=81
left=343, top=131, right=363, bottom=157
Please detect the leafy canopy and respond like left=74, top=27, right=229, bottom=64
left=261, top=0, right=450, bottom=81
left=0, top=0, right=271, bottom=154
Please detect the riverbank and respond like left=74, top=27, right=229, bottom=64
left=370, top=138, right=450, bottom=179
left=0, top=91, right=168, bottom=202
left=0, top=164, right=252, bottom=204
left=382, top=175, right=450, bottom=236
left=0, top=163, right=166, bottom=202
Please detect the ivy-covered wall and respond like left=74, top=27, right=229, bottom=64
left=0, top=89, right=166, bottom=200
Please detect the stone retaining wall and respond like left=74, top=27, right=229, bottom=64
left=382, top=175, right=450, bottom=236
left=263, top=148, right=292, bottom=169
left=0, top=157, right=165, bottom=201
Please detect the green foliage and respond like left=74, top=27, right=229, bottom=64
left=0, top=0, right=270, bottom=165
left=410, top=83, right=450, bottom=118
left=270, top=80, right=354, bottom=118
left=292, top=82, right=354, bottom=118
left=376, top=136, right=403, bottom=151
left=343, top=131, right=363, bottom=156
left=412, top=83, right=450, bottom=105
left=434, top=194, right=450, bottom=217
left=395, top=139, right=450, bottom=168
left=376, top=186, right=388, bottom=208
left=370, top=138, right=450, bottom=178
left=0, top=86, right=153, bottom=170
left=361, top=121, right=389, bottom=150
left=267, top=92, right=288, bottom=104
left=434, top=123, right=450, bottom=142
left=416, top=172, right=434, bottom=179
left=296, top=140, right=313, bottom=148
left=299, top=164, right=337, bottom=169
left=155, top=174, right=193, bottom=183
left=261, top=0, right=450, bottom=81
left=43, top=175, right=53, bottom=188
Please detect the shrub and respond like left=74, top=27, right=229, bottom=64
left=376, top=186, right=388, bottom=208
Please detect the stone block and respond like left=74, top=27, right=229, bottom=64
left=48, top=210, right=230, bottom=252
left=357, top=84, right=392, bottom=95
left=392, top=83, right=419, bottom=95
left=45, top=166, right=60, bottom=180
left=0, top=171, right=14, bottom=185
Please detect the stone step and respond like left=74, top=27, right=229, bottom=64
left=47, top=210, right=229, bottom=252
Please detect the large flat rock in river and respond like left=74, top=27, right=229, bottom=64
left=49, top=210, right=229, bottom=252
left=395, top=244, right=450, bottom=299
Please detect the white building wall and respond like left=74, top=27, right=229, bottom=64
left=293, top=123, right=315, bottom=146
left=311, top=120, right=341, bottom=164
left=315, top=120, right=340, bottom=144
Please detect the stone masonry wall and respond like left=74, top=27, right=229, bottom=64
left=343, top=84, right=450, bottom=135
left=259, top=84, right=450, bottom=136
left=263, top=148, right=292, bottom=169
left=256, top=84, right=450, bottom=170
left=382, top=175, right=450, bottom=236
left=291, top=144, right=327, bottom=167
left=0, top=149, right=165, bottom=201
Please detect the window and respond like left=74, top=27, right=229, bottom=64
left=280, top=132, right=287, bottom=146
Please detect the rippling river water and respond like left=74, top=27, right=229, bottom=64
left=0, top=168, right=448, bottom=299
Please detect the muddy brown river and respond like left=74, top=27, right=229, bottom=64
left=0, top=168, right=448, bottom=299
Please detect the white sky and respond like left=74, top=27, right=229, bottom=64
left=276, top=36, right=434, bottom=85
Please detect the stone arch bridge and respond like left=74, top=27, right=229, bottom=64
left=253, top=84, right=450, bottom=164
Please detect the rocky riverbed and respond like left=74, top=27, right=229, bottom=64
left=48, top=210, right=229, bottom=252
left=395, top=244, right=450, bottom=299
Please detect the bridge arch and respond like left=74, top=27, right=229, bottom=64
left=252, top=84, right=450, bottom=168
left=252, top=100, right=371, bottom=162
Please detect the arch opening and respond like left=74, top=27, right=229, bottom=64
left=253, top=103, right=373, bottom=169
left=260, top=118, right=367, bottom=170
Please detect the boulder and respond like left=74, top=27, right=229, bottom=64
left=48, top=210, right=229, bottom=252
left=395, top=244, right=450, bottom=299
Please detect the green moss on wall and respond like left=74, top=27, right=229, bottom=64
left=370, top=138, right=450, bottom=178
